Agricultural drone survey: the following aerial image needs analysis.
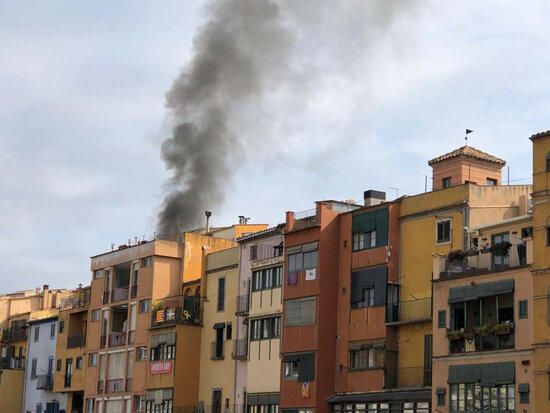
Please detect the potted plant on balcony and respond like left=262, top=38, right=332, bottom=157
left=490, top=241, right=512, bottom=257
left=474, top=324, right=494, bottom=337
left=448, top=250, right=469, bottom=264
left=492, top=320, right=514, bottom=335
left=446, top=328, right=464, bottom=340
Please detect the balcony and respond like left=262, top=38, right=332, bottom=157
left=292, top=208, right=318, bottom=231
left=250, top=244, right=283, bottom=262
left=105, top=378, right=125, bottom=394
left=111, top=287, right=129, bottom=303
left=211, top=341, right=224, bottom=360
left=9, top=357, right=25, bottom=369
left=67, top=334, right=86, bottom=349
left=434, top=241, right=530, bottom=280
left=448, top=322, right=515, bottom=354
left=109, top=332, right=127, bottom=347
left=36, top=374, right=54, bottom=390
left=151, top=296, right=201, bottom=328
left=1, top=328, right=28, bottom=343
left=60, top=290, right=91, bottom=309
left=235, top=295, right=249, bottom=316
left=232, top=339, right=248, bottom=360
left=386, top=297, right=432, bottom=325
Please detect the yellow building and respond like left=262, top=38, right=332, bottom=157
left=198, top=246, right=240, bottom=413
left=530, top=131, right=550, bottom=410
left=397, top=145, right=531, bottom=393
left=53, top=287, right=91, bottom=413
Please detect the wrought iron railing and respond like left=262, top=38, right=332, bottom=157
left=36, top=374, right=54, bottom=390
left=109, top=332, right=127, bottom=347
left=232, top=339, right=248, bottom=360
left=67, top=334, right=86, bottom=349
left=386, top=297, right=432, bottom=324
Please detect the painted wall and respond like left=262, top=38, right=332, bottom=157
left=0, top=369, right=24, bottom=413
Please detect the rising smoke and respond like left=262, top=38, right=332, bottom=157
left=157, top=0, right=417, bottom=235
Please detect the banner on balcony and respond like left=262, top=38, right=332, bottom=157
left=301, top=382, right=310, bottom=398
left=305, top=268, right=316, bottom=281
left=150, top=360, right=173, bottom=375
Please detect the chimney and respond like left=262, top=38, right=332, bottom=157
left=363, top=190, right=386, bottom=207
left=285, top=211, right=295, bottom=232
left=42, top=284, right=50, bottom=309
left=205, top=211, right=212, bottom=234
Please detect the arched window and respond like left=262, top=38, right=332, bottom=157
left=546, top=151, right=550, bottom=172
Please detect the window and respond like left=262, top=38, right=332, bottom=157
left=150, top=344, right=176, bottom=361
left=89, top=353, right=97, bottom=367
left=34, top=326, right=40, bottom=342
left=217, top=278, right=225, bottom=311
left=302, top=250, right=317, bottom=270
left=141, top=257, right=152, bottom=268
left=36, top=403, right=43, bottom=413
left=436, top=219, right=451, bottom=243
left=519, top=384, right=530, bottom=403
left=442, top=177, right=451, bottom=188
left=139, top=299, right=151, bottom=313
left=436, top=388, right=446, bottom=406
left=284, top=297, right=316, bottom=326
left=50, top=323, right=55, bottom=338
left=250, top=316, right=281, bottom=341
left=349, top=346, right=384, bottom=370
left=59, top=320, right=64, bottom=333
left=65, top=358, right=73, bottom=386
left=284, top=360, right=299, bottom=380
left=283, top=353, right=315, bottom=382
left=226, top=324, right=232, bottom=340
left=546, top=151, right=550, bottom=172
left=56, top=359, right=62, bottom=371
left=91, top=309, right=100, bottom=322
left=137, top=346, right=147, bottom=361
left=31, top=358, right=37, bottom=379
left=288, top=249, right=318, bottom=272
left=250, top=245, right=258, bottom=260
left=358, top=287, right=374, bottom=308
left=521, top=226, right=533, bottom=239
left=352, top=230, right=377, bottom=251
left=486, top=178, right=498, bottom=185
left=76, top=356, right=83, bottom=369
left=519, top=300, right=528, bottom=319
left=252, top=266, right=283, bottom=291
left=438, top=310, right=446, bottom=328
left=94, top=270, right=103, bottom=279
left=547, top=226, right=550, bottom=247
left=450, top=383, right=514, bottom=412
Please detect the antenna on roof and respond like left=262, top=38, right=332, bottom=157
left=465, top=129, right=474, bottom=145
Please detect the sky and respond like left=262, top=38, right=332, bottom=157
left=1, top=0, right=549, bottom=293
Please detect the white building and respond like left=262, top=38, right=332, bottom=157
left=23, top=316, right=67, bottom=413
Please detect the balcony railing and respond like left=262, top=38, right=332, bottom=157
left=250, top=244, right=283, bottom=262
left=67, top=334, right=86, bottom=349
left=235, top=295, right=249, bottom=316
left=232, top=339, right=248, bottom=360
left=387, top=366, right=431, bottom=389
left=109, top=332, right=127, bottom=347
left=36, top=374, right=54, bottom=390
left=151, top=297, right=201, bottom=328
left=386, top=297, right=432, bottom=324
left=9, top=357, right=25, bottom=369
left=60, top=290, right=91, bottom=309
left=111, top=287, right=129, bottom=302
left=211, top=341, right=224, bottom=360
left=105, top=378, right=125, bottom=394
left=434, top=241, right=530, bottom=280
left=293, top=208, right=318, bottom=230
left=448, top=323, right=515, bottom=354
left=2, top=328, right=28, bottom=344
left=102, top=291, right=110, bottom=305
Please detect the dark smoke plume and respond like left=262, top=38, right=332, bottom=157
left=158, top=0, right=418, bottom=234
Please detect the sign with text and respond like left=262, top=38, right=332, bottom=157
left=149, top=360, right=173, bottom=375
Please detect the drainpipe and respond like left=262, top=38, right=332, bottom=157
left=463, top=203, right=470, bottom=250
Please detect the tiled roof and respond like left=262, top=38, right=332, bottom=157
left=428, top=145, right=506, bottom=166
left=530, top=130, right=550, bottom=141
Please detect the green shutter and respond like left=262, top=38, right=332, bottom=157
left=438, top=310, right=446, bottom=328
left=351, top=211, right=376, bottom=233
left=375, top=208, right=389, bottom=247
left=448, top=362, right=515, bottom=385
left=298, top=352, right=315, bottom=382
left=519, top=300, right=528, bottom=319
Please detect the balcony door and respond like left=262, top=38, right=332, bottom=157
left=492, top=232, right=510, bottom=268
left=212, top=390, right=222, bottom=413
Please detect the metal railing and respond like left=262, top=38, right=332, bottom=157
left=2, top=328, right=28, bottom=343
left=232, top=339, right=248, bottom=360
left=435, top=242, right=529, bottom=280
left=111, top=287, right=129, bottom=302
left=386, top=297, right=432, bottom=324
left=36, top=374, right=54, bottom=390
left=293, top=208, right=318, bottom=230
left=151, top=297, right=201, bottom=327
left=60, top=290, right=91, bottom=309
left=235, top=295, right=249, bottom=315
left=109, top=332, right=127, bottom=347
left=211, top=341, right=224, bottom=360
left=105, top=378, right=125, bottom=393
left=67, top=334, right=86, bottom=349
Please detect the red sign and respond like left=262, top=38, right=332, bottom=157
left=149, top=360, right=173, bottom=375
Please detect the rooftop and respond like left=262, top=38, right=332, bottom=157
left=428, top=145, right=506, bottom=167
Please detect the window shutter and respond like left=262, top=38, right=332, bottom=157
left=375, top=208, right=389, bottom=247
left=298, top=353, right=315, bottom=382
left=438, top=310, right=446, bottom=328
left=519, top=300, right=528, bottom=319
left=285, top=300, right=300, bottom=326
left=300, top=298, right=317, bottom=326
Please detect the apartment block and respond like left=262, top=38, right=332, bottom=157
left=54, top=287, right=92, bottom=413
left=23, top=311, right=67, bottom=413
left=236, top=226, right=285, bottom=413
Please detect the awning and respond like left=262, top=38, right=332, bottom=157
left=448, top=362, right=515, bottom=386
left=287, top=242, right=318, bottom=255
left=328, top=389, right=431, bottom=403
left=449, top=279, right=514, bottom=304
